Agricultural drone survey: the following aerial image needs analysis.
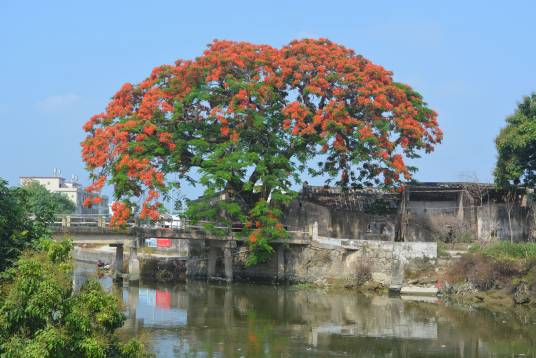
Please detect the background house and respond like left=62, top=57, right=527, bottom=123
left=20, top=174, right=109, bottom=215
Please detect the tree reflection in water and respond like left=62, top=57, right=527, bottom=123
left=75, top=263, right=536, bottom=357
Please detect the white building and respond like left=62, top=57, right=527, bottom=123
left=19, top=175, right=109, bottom=215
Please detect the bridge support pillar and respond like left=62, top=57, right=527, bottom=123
left=62, top=215, right=71, bottom=228
left=277, top=246, right=285, bottom=282
left=112, top=244, right=124, bottom=280
left=97, top=216, right=105, bottom=228
left=207, top=246, right=218, bottom=279
left=223, top=245, right=233, bottom=282
left=128, top=242, right=140, bottom=284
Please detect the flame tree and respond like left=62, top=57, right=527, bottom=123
left=82, top=39, right=442, bottom=264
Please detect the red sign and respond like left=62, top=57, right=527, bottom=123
left=156, top=238, right=172, bottom=248
left=155, top=290, right=171, bottom=309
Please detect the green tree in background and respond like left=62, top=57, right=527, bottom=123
left=0, top=239, right=148, bottom=357
left=0, top=179, right=46, bottom=272
left=0, top=177, right=148, bottom=357
left=495, top=93, right=536, bottom=188
left=22, top=181, right=76, bottom=218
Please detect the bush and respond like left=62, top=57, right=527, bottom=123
left=355, top=263, right=372, bottom=286
left=493, top=258, right=523, bottom=278
left=524, top=265, right=536, bottom=291
left=0, top=240, right=149, bottom=357
left=446, top=253, right=496, bottom=290
left=467, top=256, right=496, bottom=290
left=445, top=249, right=534, bottom=292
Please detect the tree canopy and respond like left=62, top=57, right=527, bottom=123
left=0, top=179, right=48, bottom=272
left=22, top=181, right=76, bottom=216
left=495, top=93, right=536, bottom=188
left=0, top=178, right=147, bottom=356
left=82, top=39, right=442, bottom=263
left=0, top=239, right=147, bottom=357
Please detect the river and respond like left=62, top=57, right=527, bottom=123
left=75, top=262, right=536, bottom=357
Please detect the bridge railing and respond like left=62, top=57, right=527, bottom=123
left=50, top=214, right=136, bottom=229
left=49, top=214, right=311, bottom=238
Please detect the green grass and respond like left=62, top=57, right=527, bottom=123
left=470, top=242, right=536, bottom=260
left=437, top=242, right=449, bottom=258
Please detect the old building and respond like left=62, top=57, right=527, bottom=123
left=285, top=183, right=535, bottom=243
left=20, top=175, right=109, bottom=215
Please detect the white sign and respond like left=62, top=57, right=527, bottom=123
left=145, top=238, right=157, bottom=248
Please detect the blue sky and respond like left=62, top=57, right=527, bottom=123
left=1, top=1, right=535, bottom=200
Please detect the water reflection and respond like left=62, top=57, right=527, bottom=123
left=75, top=263, right=536, bottom=357
left=124, top=287, right=187, bottom=327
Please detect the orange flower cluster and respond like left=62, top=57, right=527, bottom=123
left=140, top=190, right=161, bottom=220
left=106, top=83, right=134, bottom=118
left=85, top=175, right=106, bottom=193
left=82, top=196, right=103, bottom=208
left=81, top=38, right=441, bottom=225
left=110, top=201, right=131, bottom=226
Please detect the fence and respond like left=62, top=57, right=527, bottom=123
left=48, top=214, right=310, bottom=238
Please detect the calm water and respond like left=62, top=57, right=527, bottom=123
left=75, top=263, right=536, bottom=357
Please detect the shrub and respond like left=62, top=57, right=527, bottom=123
left=467, top=256, right=495, bottom=290
left=0, top=240, right=149, bottom=357
left=355, top=263, right=372, bottom=286
left=445, top=253, right=496, bottom=290
left=445, top=248, right=536, bottom=292
left=524, top=265, right=536, bottom=291
left=493, top=258, right=523, bottom=278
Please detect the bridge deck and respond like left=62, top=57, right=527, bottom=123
left=50, top=215, right=311, bottom=245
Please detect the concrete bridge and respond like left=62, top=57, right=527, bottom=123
left=50, top=214, right=314, bottom=283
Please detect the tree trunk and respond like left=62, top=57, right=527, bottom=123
left=395, top=189, right=409, bottom=242
left=508, top=210, right=513, bottom=243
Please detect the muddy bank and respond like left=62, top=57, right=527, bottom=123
left=404, top=242, right=536, bottom=309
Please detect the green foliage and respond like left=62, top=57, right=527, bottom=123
left=495, top=93, right=536, bottom=187
left=0, top=179, right=49, bottom=272
left=22, top=181, right=76, bottom=216
left=0, top=177, right=77, bottom=273
left=0, top=239, right=149, bottom=357
left=470, top=242, right=536, bottom=261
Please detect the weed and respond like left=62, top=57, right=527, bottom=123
left=472, top=242, right=536, bottom=260
left=355, top=263, right=372, bottom=286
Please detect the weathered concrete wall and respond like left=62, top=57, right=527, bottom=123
left=476, top=204, right=531, bottom=242
left=285, top=185, right=535, bottom=243
left=139, top=256, right=187, bottom=282
left=185, top=240, right=208, bottom=277
left=405, top=200, right=462, bottom=242
left=189, top=240, right=436, bottom=286
left=285, top=199, right=396, bottom=241
left=73, top=246, right=117, bottom=264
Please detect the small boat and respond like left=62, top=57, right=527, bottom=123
left=96, top=260, right=111, bottom=272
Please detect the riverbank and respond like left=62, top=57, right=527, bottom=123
left=437, top=242, right=536, bottom=309
left=73, top=241, right=536, bottom=310
left=74, top=239, right=437, bottom=287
